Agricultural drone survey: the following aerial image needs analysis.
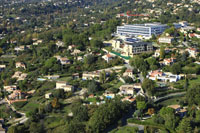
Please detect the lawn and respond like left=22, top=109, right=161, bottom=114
left=19, top=96, right=44, bottom=112
left=87, top=97, right=97, bottom=103
left=158, top=96, right=185, bottom=106
left=110, top=80, right=123, bottom=89
left=57, top=76, right=72, bottom=82
left=188, top=75, right=200, bottom=87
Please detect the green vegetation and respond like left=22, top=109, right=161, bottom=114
left=110, top=126, right=138, bottom=133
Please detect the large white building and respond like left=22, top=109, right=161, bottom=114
left=117, top=23, right=182, bottom=38
left=117, top=23, right=168, bottom=38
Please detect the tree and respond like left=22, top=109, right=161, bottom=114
left=129, top=56, right=147, bottom=72
left=147, top=108, right=155, bottom=115
left=87, top=80, right=99, bottom=94
left=86, top=99, right=130, bottom=133
left=8, top=126, right=18, bottom=133
left=71, top=105, right=88, bottom=122
left=184, top=76, right=189, bottom=90
left=159, top=107, right=177, bottom=129
left=160, top=46, right=165, bottom=59
left=142, top=78, right=156, bottom=96
left=29, top=122, right=43, bottom=133
left=51, top=98, right=60, bottom=109
left=90, top=39, right=103, bottom=50
left=65, top=121, right=85, bottom=133
left=99, top=70, right=106, bottom=83
left=176, top=118, right=192, bottom=133
left=170, top=63, right=182, bottom=74
left=136, top=101, right=146, bottom=112
left=186, top=83, right=200, bottom=106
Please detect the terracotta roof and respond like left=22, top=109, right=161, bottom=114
left=106, top=54, right=113, bottom=58
left=126, top=69, right=133, bottom=73
left=168, top=105, right=181, bottom=110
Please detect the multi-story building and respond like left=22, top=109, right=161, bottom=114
left=117, top=23, right=168, bottom=38
left=123, top=42, right=153, bottom=56
left=111, top=38, right=153, bottom=57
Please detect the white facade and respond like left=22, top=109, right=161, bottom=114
left=158, top=37, right=174, bottom=44
left=117, top=23, right=168, bottom=37
left=148, top=70, right=181, bottom=82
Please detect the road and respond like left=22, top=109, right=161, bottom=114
left=0, top=99, right=29, bottom=126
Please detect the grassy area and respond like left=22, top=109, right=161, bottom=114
left=57, top=76, right=72, bottom=81
left=158, top=96, right=185, bottom=106
left=87, top=97, right=97, bottom=102
left=110, top=80, right=123, bottom=89
left=189, top=75, right=200, bottom=87
left=110, top=126, right=138, bottom=133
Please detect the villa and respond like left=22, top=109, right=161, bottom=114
left=119, top=83, right=142, bottom=96
left=148, top=70, right=182, bottom=82
left=102, top=54, right=115, bottom=62
left=16, top=62, right=26, bottom=69
left=186, top=48, right=199, bottom=58
left=56, top=81, right=74, bottom=92
left=82, top=71, right=101, bottom=80
left=123, top=69, right=133, bottom=78
left=4, top=85, right=17, bottom=92
left=12, top=71, right=28, bottom=81
left=0, top=65, right=6, bottom=72
left=160, top=58, right=176, bottom=66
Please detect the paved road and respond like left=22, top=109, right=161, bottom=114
left=3, top=100, right=29, bottom=125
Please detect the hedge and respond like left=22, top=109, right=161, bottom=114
left=127, top=118, right=175, bottom=133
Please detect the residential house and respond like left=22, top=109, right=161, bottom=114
left=16, top=62, right=26, bottom=69
left=71, top=49, right=82, bottom=55
left=33, top=39, right=43, bottom=45
left=82, top=71, right=100, bottom=80
left=123, top=69, right=133, bottom=78
left=54, top=56, right=71, bottom=65
left=3, top=85, right=17, bottom=92
left=102, top=54, right=114, bottom=62
left=68, top=45, right=76, bottom=50
left=103, top=92, right=115, bottom=99
left=44, top=75, right=60, bottom=80
left=168, top=104, right=187, bottom=117
left=119, top=84, right=142, bottom=96
left=122, top=96, right=136, bottom=103
left=45, top=93, right=52, bottom=99
left=153, top=48, right=172, bottom=57
left=189, top=33, right=200, bottom=39
left=77, top=56, right=83, bottom=61
left=56, top=81, right=74, bottom=92
left=0, top=65, right=6, bottom=72
left=6, top=90, right=27, bottom=104
left=8, top=90, right=23, bottom=100
left=160, top=58, right=176, bottom=66
left=12, top=71, right=28, bottom=81
left=72, top=73, right=80, bottom=79
left=56, top=41, right=64, bottom=47
left=148, top=70, right=182, bottom=82
left=186, top=48, right=199, bottom=58
left=14, top=46, right=27, bottom=51
left=60, top=57, right=70, bottom=65
left=158, top=37, right=174, bottom=44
